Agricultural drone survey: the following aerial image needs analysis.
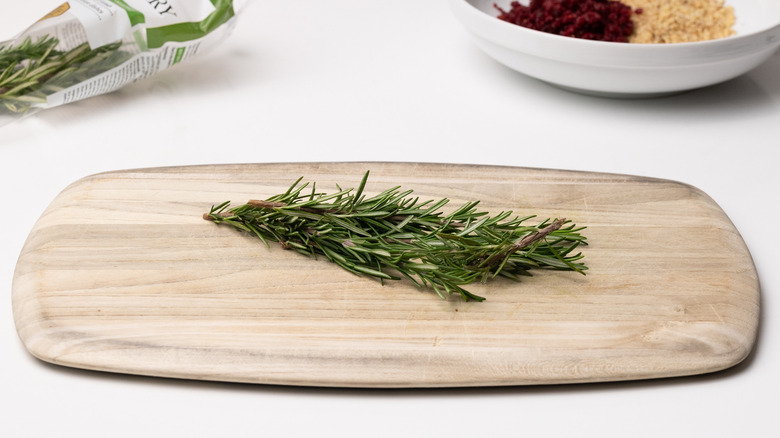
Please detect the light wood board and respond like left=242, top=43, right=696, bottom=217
left=12, top=162, right=760, bottom=387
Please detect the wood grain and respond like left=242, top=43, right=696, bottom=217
left=12, top=162, right=759, bottom=387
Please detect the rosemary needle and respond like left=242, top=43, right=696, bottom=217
left=204, top=171, right=587, bottom=301
left=0, top=36, right=130, bottom=117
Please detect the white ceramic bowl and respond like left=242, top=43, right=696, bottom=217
left=450, top=0, right=780, bottom=96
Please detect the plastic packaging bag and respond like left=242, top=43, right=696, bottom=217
left=0, top=0, right=240, bottom=126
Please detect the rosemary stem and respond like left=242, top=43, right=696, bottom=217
left=481, top=218, right=565, bottom=268
left=248, top=200, right=286, bottom=208
left=248, top=199, right=334, bottom=214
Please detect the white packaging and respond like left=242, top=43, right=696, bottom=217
left=0, top=0, right=241, bottom=126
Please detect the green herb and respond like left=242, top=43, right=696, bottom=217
left=203, top=172, right=587, bottom=301
left=0, top=36, right=130, bottom=117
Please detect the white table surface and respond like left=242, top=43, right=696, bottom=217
left=2, top=1, right=778, bottom=437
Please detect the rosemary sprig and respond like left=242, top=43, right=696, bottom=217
left=203, top=172, right=587, bottom=301
left=0, top=36, right=130, bottom=116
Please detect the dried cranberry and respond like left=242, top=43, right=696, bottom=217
left=495, top=0, right=635, bottom=43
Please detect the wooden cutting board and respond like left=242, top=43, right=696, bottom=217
left=12, top=162, right=759, bottom=387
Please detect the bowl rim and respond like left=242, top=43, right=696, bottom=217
left=452, top=0, right=780, bottom=66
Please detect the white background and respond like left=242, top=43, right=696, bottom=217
left=2, top=1, right=778, bottom=436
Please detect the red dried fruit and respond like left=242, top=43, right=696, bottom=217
left=495, top=0, right=635, bottom=43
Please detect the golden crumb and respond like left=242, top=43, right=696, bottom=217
left=623, top=0, right=736, bottom=43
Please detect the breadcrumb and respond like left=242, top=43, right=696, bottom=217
left=623, top=0, right=735, bottom=43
